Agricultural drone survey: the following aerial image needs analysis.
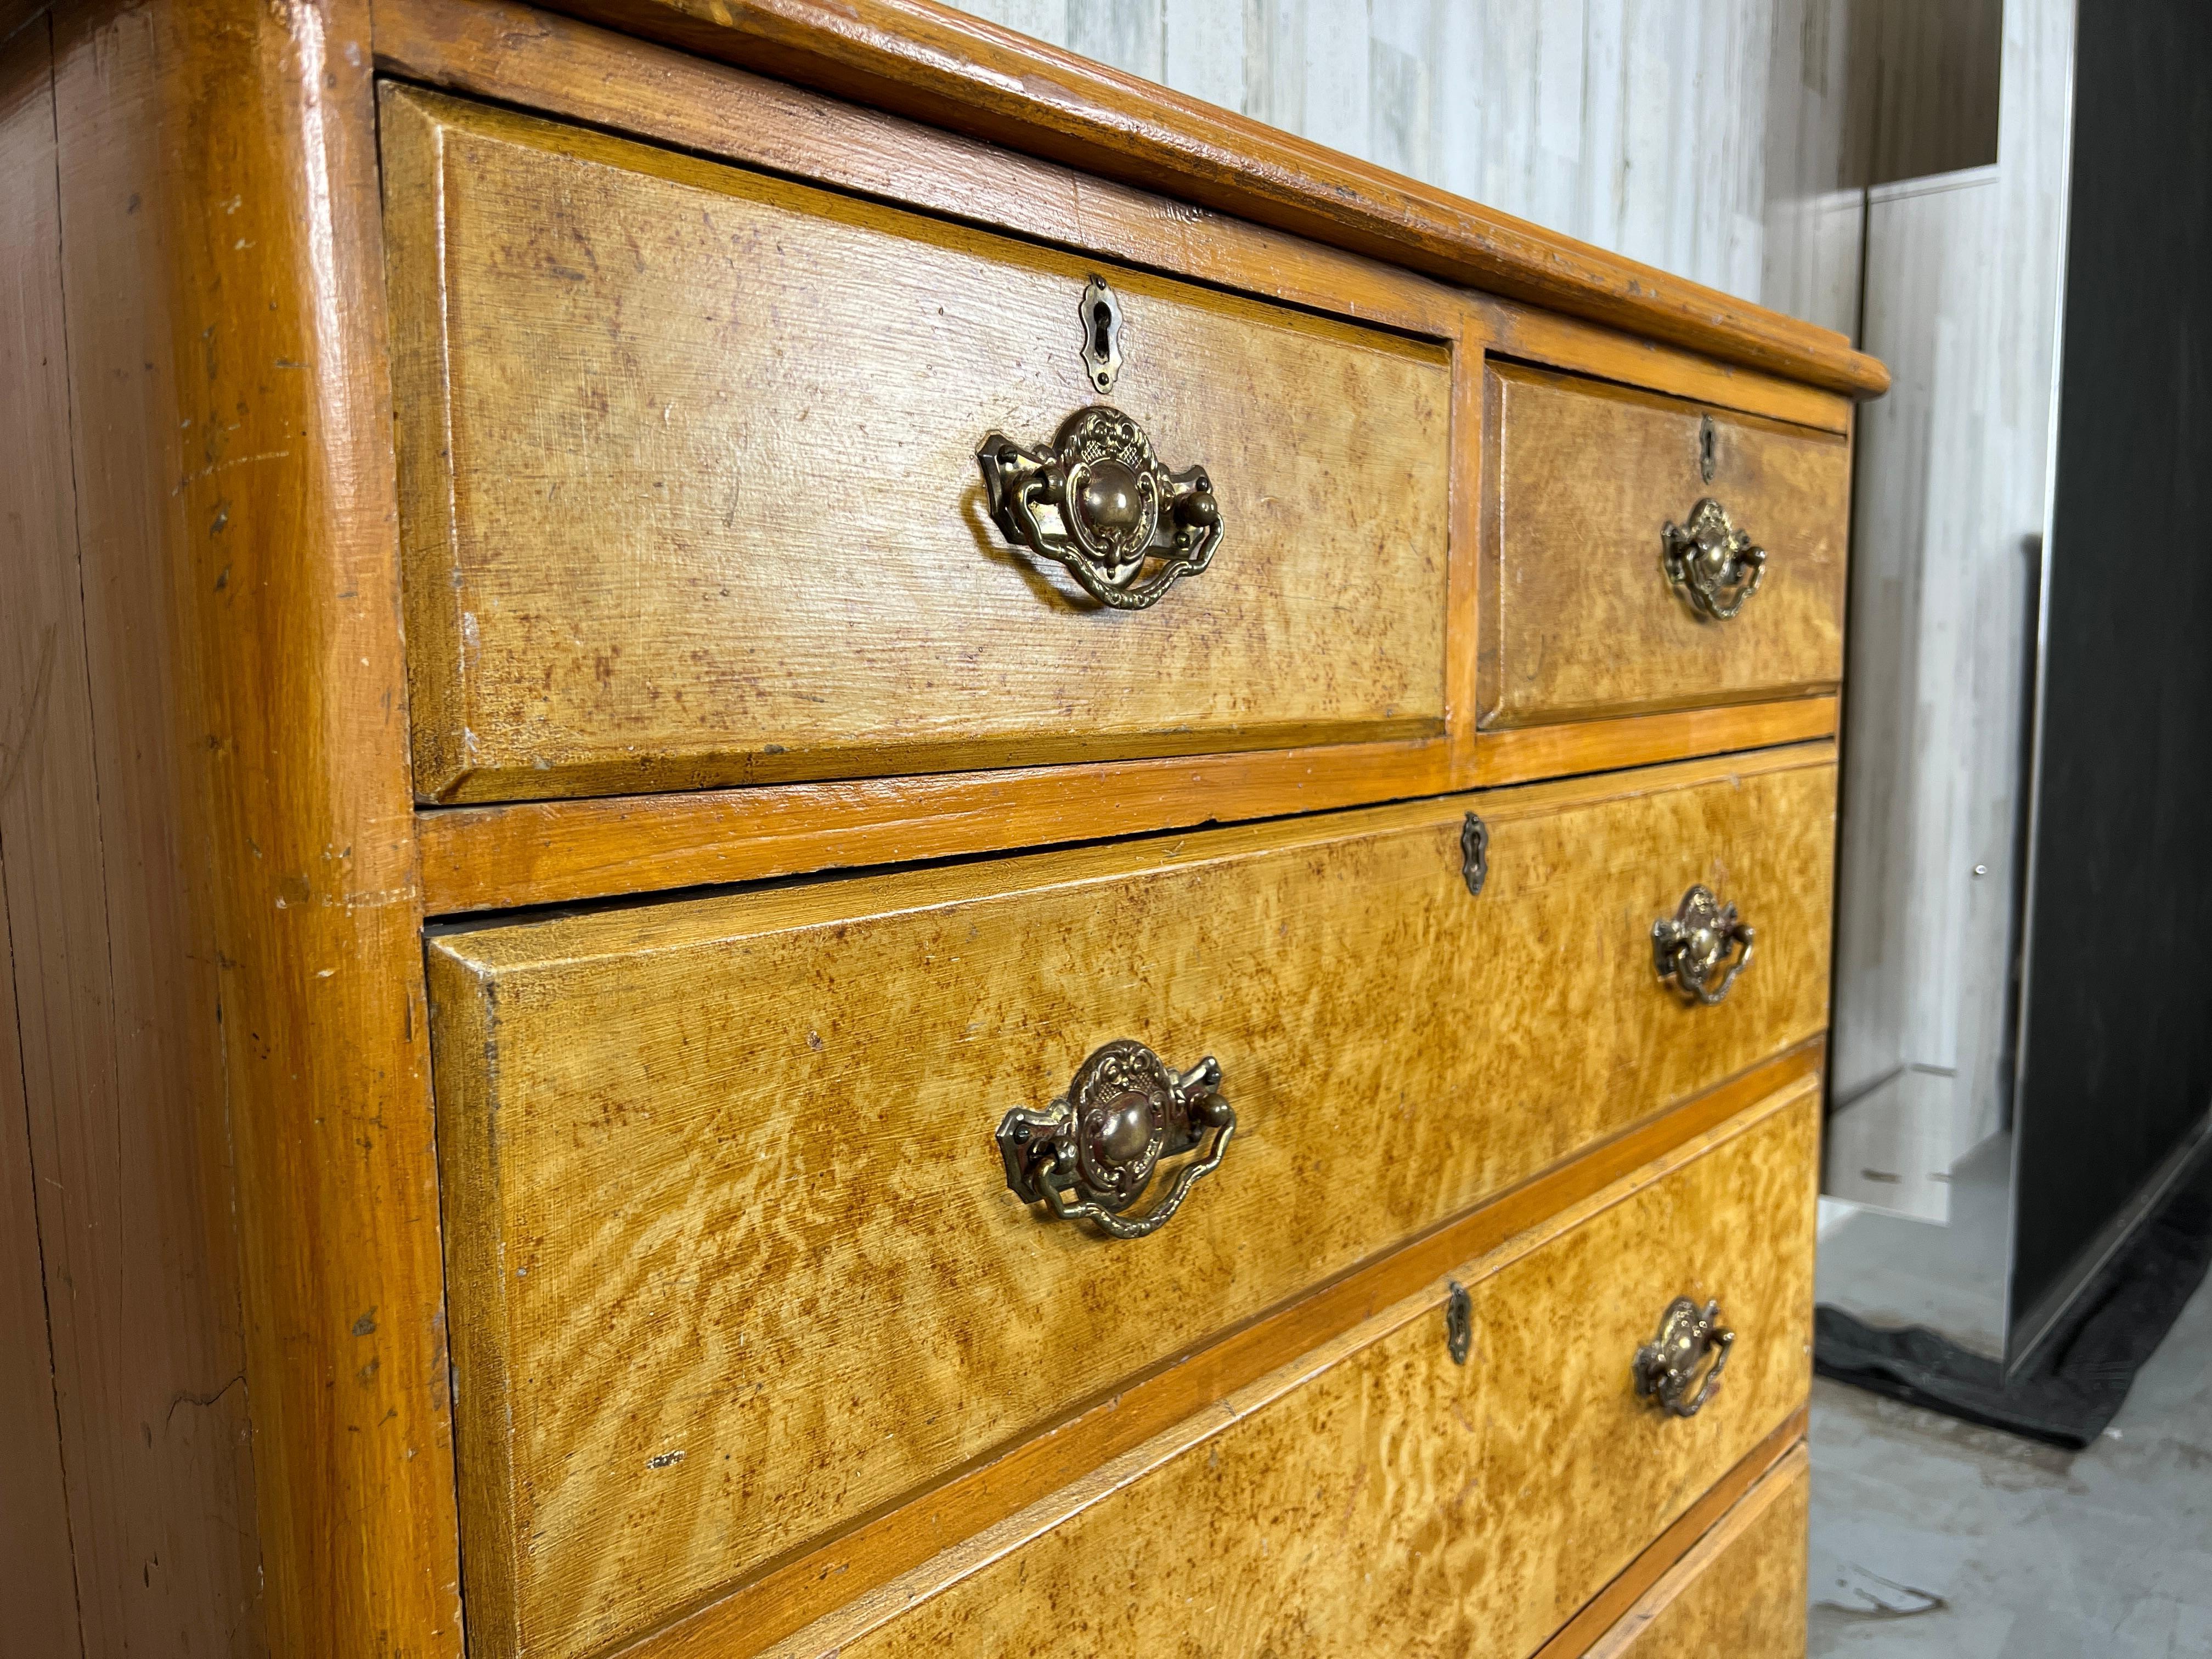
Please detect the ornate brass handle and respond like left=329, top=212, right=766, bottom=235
left=976, top=407, right=1222, bottom=611
left=996, top=1040, right=1233, bottom=1239
left=1633, top=1296, right=1734, bottom=1418
left=1662, top=498, right=1765, bottom=619
left=1652, top=884, right=1756, bottom=1005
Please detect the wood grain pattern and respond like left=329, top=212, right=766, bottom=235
left=0, top=35, right=91, bottom=1657
left=1527, top=1419, right=1804, bottom=1659
left=1468, top=696, right=1839, bottom=789
left=1482, top=361, right=1851, bottom=729
left=795, top=1088, right=1820, bottom=1659
left=512, top=0, right=1889, bottom=396
left=4, top=17, right=262, bottom=1651
left=1470, top=292, right=1852, bottom=436
left=1584, top=1445, right=1810, bottom=1658
left=417, top=738, right=1447, bottom=915
left=44, top=0, right=462, bottom=1650
left=415, top=706, right=1839, bottom=919
left=0, top=851, right=81, bottom=1659
left=383, top=86, right=1452, bottom=805
left=624, top=1043, right=1823, bottom=1659
left=427, top=747, right=1835, bottom=1659
left=369, top=0, right=1848, bottom=439
left=371, top=0, right=1463, bottom=345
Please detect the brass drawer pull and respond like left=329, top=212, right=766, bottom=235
left=976, top=407, right=1222, bottom=611
left=1652, top=884, right=1756, bottom=1005
left=1633, top=1296, right=1733, bottom=1418
left=996, top=1040, right=1233, bottom=1239
left=1661, top=497, right=1765, bottom=619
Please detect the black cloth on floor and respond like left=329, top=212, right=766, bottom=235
left=1813, top=1149, right=2212, bottom=1448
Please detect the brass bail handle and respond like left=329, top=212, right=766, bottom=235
left=996, top=1040, right=1234, bottom=1240
left=1662, top=497, right=1765, bottom=619
left=1652, top=884, right=1756, bottom=1005
left=1633, top=1296, right=1734, bottom=1419
left=975, top=406, right=1223, bottom=611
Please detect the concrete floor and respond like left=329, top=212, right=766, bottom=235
left=1807, top=1254, right=2212, bottom=1657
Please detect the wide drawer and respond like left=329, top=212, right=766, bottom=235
left=1587, top=1447, right=1810, bottom=1659
left=381, top=86, right=1453, bottom=805
left=425, top=747, right=1833, bottom=1659
left=804, top=1087, right=1820, bottom=1659
left=1481, top=361, right=1849, bottom=728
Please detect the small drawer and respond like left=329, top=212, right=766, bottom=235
left=1587, top=1447, right=1810, bottom=1658
left=814, top=1088, right=1820, bottom=1659
left=1481, top=360, right=1849, bottom=729
left=425, top=748, right=1833, bottom=1659
left=381, top=87, right=1452, bottom=805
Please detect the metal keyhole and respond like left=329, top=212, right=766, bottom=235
left=1079, top=275, right=1124, bottom=394
left=1699, top=414, right=1717, bottom=484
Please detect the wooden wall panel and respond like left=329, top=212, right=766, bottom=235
left=2, top=16, right=261, bottom=1652
left=0, top=856, right=81, bottom=1659
left=39, top=0, right=464, bottom=1651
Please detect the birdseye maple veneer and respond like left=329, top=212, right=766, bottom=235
left=0, top=0, right=1884, bottom=1656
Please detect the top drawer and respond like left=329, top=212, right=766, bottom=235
left=1480, top=361, right=1849, bottom=728
left=380, top=88, right=1453, bottom=805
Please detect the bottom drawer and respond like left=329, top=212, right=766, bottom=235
left=785, top=1084, right=1819, bottom=1659
left=1588, top=1446, right=1810, bottom=1658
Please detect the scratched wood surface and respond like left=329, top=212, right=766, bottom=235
left=427, top=746, right=1835, bottom=1659
left=1585, top=1444, right=1810, bottom=1659
left=0, top=855, right=78, bottom=1656
left=31, top=0, right=464, bottom=1651
left=804, top=1088, right=1819, bottom=1659
left=0, top=37, right=94, bottom=1657
left=382, top=86, right=1453, bottom=806
left=1481, top=360, right=1850, bottom=729
left=3, top=16, right=267, bottom=1650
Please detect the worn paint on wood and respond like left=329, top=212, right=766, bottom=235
left=427, top=749, right=1836, bottom=1659
left=383, top=87, right=1453, bottom=805
left=1482, top=362, right=1850, bottom=729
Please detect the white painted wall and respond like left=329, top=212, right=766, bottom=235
left=954, top=0, right=1777, bottom=303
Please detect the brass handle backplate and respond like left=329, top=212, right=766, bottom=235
left=1661, top=497, right=1765, bottom=619
left=996, top=1040, right=1233, bottom=1239
left=1652, top=884, right=1756, bottom=1005
left=1633, top=1296, right=1733, bottom=1418
left=976, top=407, right=1222, bottom=611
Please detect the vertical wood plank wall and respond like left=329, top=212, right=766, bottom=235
left=2, top=13, right=265, bottom=1655
left=956, top=0, right=1777, bottom=303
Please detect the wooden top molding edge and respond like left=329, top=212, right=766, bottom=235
left=527, top=0, right=1890, bottom=399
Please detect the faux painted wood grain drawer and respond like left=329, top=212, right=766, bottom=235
left=1480, top=360, right=1849, bottom=729
left=794, top=1087, right=1819, bottom=1659
left=1587, top=1447, right=1810, bottom=1659
left=424, top=746, right=1833, bottom=1659
left=380, top=85, right=1452, bottom=806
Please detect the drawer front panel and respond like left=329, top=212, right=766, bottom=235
left=1482, top=360, right=1849, bottom=728
left=825, top=1090, right=1819, bottom=1659
left=382, top=87, right=1453, bottom=805
left=1589, top=1448, right=1810, bottom=1659
left=426, top=749, right=1833, bottom=1658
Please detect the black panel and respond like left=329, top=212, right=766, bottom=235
left=2010, top=2, right=2212, bottom=1348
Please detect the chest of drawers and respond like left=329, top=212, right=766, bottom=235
left=0, top=1, right=1884, bottom=1655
